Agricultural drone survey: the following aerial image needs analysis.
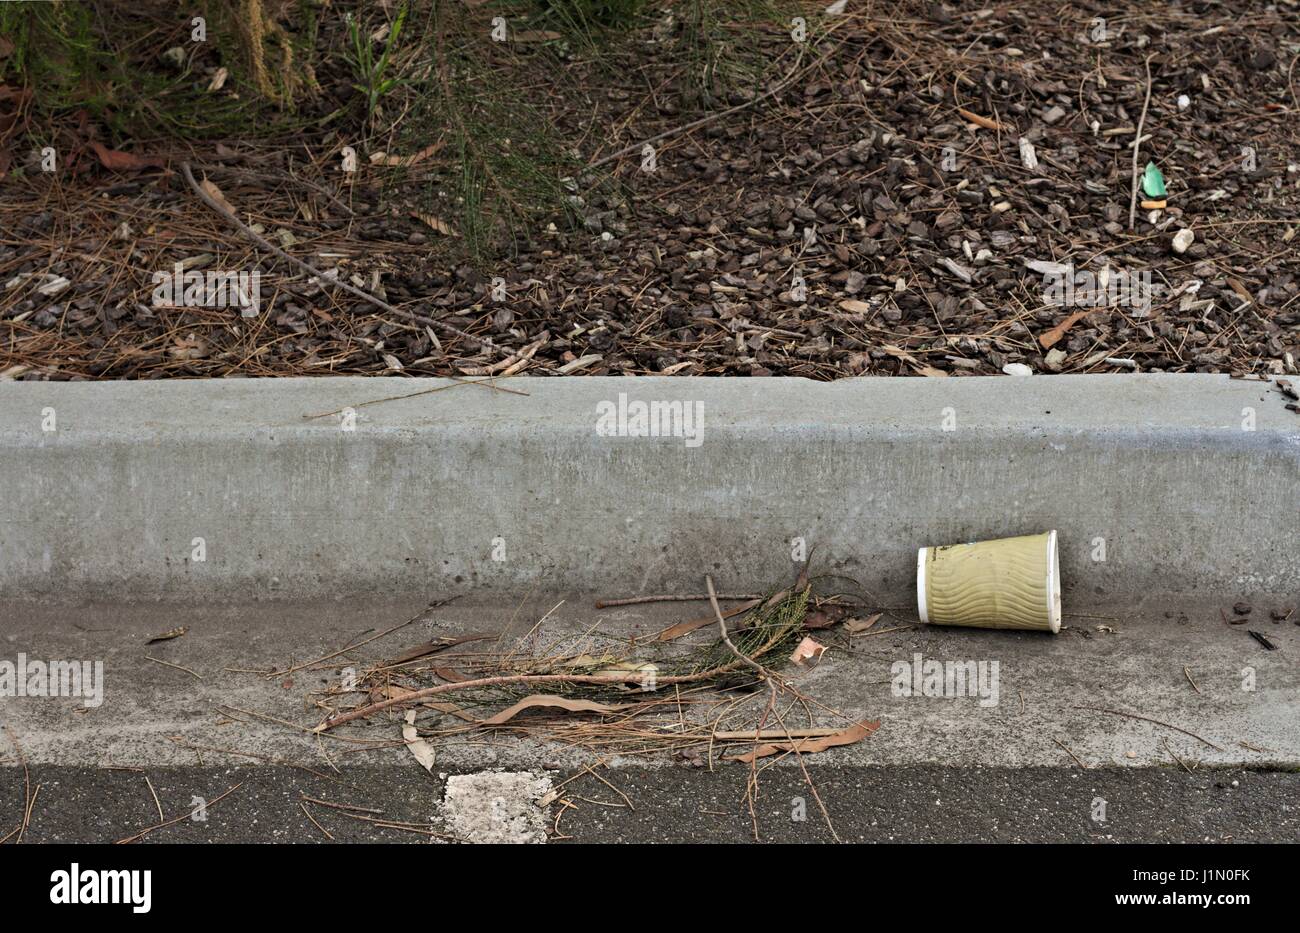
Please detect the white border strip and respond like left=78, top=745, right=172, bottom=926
left=1046, top=529, right=1061, bottom=633
left=916, top=546, right=929, bottom=625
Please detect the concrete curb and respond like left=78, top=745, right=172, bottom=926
left=1, top=374, right=1296, bottom=603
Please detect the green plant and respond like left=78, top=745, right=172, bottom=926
left=672, top=0, right=799, bottom=108
left=532, top=0, right=647, bottom=41
left=0, top=2, right=100, bottom=105
left=345, top=1, right=409, bottom=129
left=0, top=1, right=266, bottom=140
left=399, top=41, right=579, bottom=259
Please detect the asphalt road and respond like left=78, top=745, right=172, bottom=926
left=1, top=764, right=1294, bottom=844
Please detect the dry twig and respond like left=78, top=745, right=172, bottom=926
left=1128, top=54, right=1156, bottom=230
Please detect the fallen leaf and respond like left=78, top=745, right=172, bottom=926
left=89, top=141, right=167, bottom=173
left=957, top=107, right=1010, bottom=131
left=845, top=612, right=883, bottom=634
left=656, top=599, right=759, bottom=641
left=146, top=626, right=187, bottom=644
left=802, top=605, right=849, bottom=629
left=790, top=636, right=828, bottom=666
left=728, top=720, right=880, bottom=763
left=1039, top=308, right=1095, bottom=349
left=370, top=140, right=444, bottom=167
left=402, top=709, right=436, bottom=772
left=512, top=30, right=562, bottom=43
left=0, top=84, right=32, bottom=141
left=1226, top=277, right=1253, bottom=307
left=410, top=211, right=459, bottom=237
left=881, top=343, right=948, bottom=377
left=168, top=334, right=209, bottom=360
left=199, top=177, right=237, bottom=216
left=479, top=694, right=629, bottom=726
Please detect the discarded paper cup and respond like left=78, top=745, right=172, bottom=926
left=916, top=530, right=1060, bottom=633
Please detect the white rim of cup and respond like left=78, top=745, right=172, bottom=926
left=1046, top=529, right=1061, bottom=633
left=916, top=546, right=929, bottom=624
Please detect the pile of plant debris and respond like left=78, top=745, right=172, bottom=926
left=281, top=570, right=883, bottom=839
left=310, top=574, right=878, bottom=766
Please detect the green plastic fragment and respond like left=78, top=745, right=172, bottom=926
left=1141, top=161, right=1166, bottom=199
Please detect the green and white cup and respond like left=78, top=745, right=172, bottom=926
left=916, top=530, right=1061, bottom=633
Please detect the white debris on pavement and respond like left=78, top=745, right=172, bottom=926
left=442, top=771, right=554, bottom=844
